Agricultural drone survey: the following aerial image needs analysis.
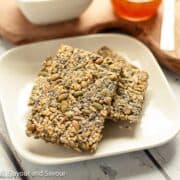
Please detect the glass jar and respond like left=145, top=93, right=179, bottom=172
left=111, top=0, right=162, bottom=21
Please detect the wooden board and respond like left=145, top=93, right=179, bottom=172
left=0, top=0, right=180, bottom=74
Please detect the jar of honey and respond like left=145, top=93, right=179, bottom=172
left=111, top=0, right=162, bottom=21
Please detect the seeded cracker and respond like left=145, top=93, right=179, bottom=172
left=97, top=46, right=148, bottom=123
left=26, top=45, right=118, bottom=152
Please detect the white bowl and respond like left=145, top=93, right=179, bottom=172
left=17, top=0, right=92, bottom=25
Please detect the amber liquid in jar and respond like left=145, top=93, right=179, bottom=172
left=111, top=0, right=162, bottom=21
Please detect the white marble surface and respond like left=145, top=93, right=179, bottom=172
left=0, top=38, right=179, bottom=180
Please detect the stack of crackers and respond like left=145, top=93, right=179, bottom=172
left=26, top=45, right=148, bottom=153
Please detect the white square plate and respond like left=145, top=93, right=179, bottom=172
left=0, top=34, right=179, bottom=165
